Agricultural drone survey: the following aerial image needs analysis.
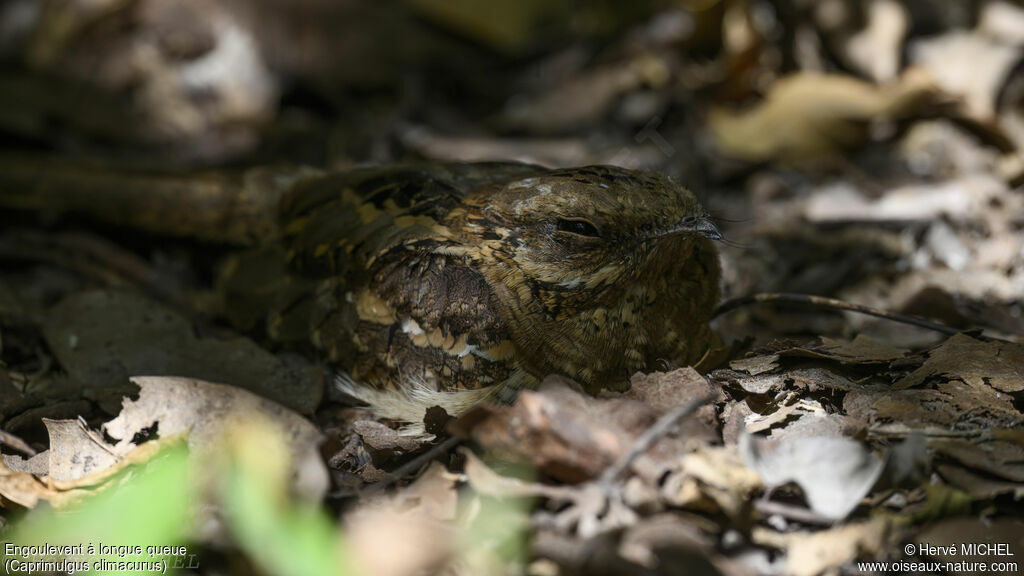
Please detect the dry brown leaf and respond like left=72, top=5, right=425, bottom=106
left=930, top=438, right=1024, bottom=483
left=870, top=380, right=1021, bottom=432
left=768, top=412, right=862, bottom=441
left=784, top=335, right=910, bottom=364
left=936, top=464, right=1024, bottom=499
left=728, top=354, right=780, bottom=376
left=893, top=333, right=1024, bottom=393
left=714, top=367, right=859, bottom=396
left=464, top=372, right=717, bottom=483
left=621, top=368, right=722, bottom=448
left=617, top=514, right=716, bottom=572
left=463, top=383, right=628, bottom=483
left=352, top=420, right=424, bottom=460
left=462, top=448, right=575, bottom=501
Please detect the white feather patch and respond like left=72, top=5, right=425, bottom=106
left=333, top=372, right=501, bottom=437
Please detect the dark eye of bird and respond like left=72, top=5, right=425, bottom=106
left=556, top=217, right=601, bottom=237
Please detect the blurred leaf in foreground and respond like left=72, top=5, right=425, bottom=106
left=220, top=417, right=351, bottom=576
left=5, top=440, right=191, bottom=575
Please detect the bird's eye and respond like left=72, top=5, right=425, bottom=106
left=556, top=218, right=601, bottom=237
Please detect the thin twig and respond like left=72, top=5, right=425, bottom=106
left=754, top=499, right=836, bottom=526
left=0, top=430, right=37, bottom=457
left=713, top=292, right=984, bottom=337
left=362, top=435, right=463, bottom=496
left=599, top=393, right=715, bottom=486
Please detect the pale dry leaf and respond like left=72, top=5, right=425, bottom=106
left=103, top=376, right=327, bottom=500
left=979, top=1, right=1024, bottom=45
left=752, top=519, right=887, bottom=576
left=0, top=434, right=185, bottom=508
left=709, top=70, right=939, bottom=163
left=663, top=445, right=761, bottom=517
left=42, top=418, right=118, bottom=482
left=911, top=29, right=1022, bottom=120
left=804, top=174, right=1004, bottom=223
left=740, top=434, right=884, bottom=520
left=395, top=462, right=460, bottom=522
left=0, top=455, right=55, bottom=508
left=346, top=505, right=455, bottom=576
left=2, top=451, right=49, bottom=476
left=746, top=399, right=825, bottom=434
left=462, top=448, right=575, bottom=501
left=843, top=0, right=907, bottom=82
left=767, top=412, right=859, bottom=441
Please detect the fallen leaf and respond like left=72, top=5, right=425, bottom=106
left=911, top=29, right=1022, bottom=120
left=709, top=70, right=940, bottom=163
left=930, top=438, right=1024, bottom=483
left=43, top=418, right=118, bottom=482
left=893, top=333, right=1024, bottom=393
left=936, top=464, right=1024, bottom=499
left=728, top=354, right=780, bottom=376
left=662, top=444, right=761, bottom=518
left=841, top=0, right=907, bottom=82
left=740, top=434, right=884, bottom=520
left=753, top=519, right=888, bottom=576
left=783, top=335, right=910, bottom=364
left=767, top=412, right=861, bottom=441
left=103, top=376, right=327, bottom=500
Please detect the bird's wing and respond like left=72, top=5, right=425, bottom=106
left=267, top=164, right=536, bottom=391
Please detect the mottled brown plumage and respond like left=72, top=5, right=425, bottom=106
left=0, top=159, right=722, bottom=426
left=237, top=163, right=722, bottom=423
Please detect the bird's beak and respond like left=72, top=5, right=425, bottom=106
left=651, top=215, right=723, bottom=241
left=693, top=216, right=723, bottom=240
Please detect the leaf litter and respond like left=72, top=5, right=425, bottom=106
left=2, top=1, right=1024, bottom=575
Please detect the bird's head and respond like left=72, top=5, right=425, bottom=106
left=459, top=165, right=721, bottom=294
